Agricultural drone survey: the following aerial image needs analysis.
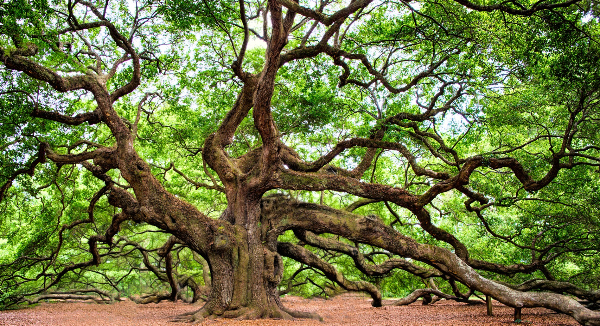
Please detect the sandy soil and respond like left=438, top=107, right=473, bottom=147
left=0, top=294, right=579, bottom=326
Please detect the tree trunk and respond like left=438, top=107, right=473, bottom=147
left=183, top=194, right=319, bottom=321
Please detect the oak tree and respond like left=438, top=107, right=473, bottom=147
left=1, top=0, right=600, bottom=324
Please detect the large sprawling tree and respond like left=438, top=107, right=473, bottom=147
left=1, top=0, right=600, bottom=324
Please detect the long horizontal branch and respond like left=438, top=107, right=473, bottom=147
left=32, top=107, right=103, bottom=125
left=451, top=0, right=581, bottom=16
left=43, top=143, right=116, bottom=166
left=297, top=230, right=442, bottom=278
left=501, top=279, right=600, bottom=302
left=275, top=155, right=482, bottom=210
left=0, top=45, right=93, bottom=92
left=273, top=168, right=418, bottom=208
left=263, top=197, right=600, bottom=325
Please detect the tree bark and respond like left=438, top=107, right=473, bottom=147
left=177, top=193, right=319, bottom=321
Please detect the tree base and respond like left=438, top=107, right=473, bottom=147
left=172, top=304, right=322, bottom=323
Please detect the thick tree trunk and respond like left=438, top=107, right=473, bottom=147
left=182, top=196, right=319, bottom=321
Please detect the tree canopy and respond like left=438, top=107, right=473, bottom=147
left=1, top=0, right=600, bottom=324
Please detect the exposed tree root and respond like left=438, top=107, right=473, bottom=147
left=130, top=292, right=171, bottom=304
left=26, top=294, right=111, bottom=304
left=282, top=306, right=323, bottom=321
left=392, top=288, right=474, bottom=306
left=171, top=306, right=211, bottom=323
left=171, top=304, right=322, bottom=323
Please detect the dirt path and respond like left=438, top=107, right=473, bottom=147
left=0, top=294, right=579, bottom=326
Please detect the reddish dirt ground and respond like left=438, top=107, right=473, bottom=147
left=0, top=294, right=579, bottom=326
